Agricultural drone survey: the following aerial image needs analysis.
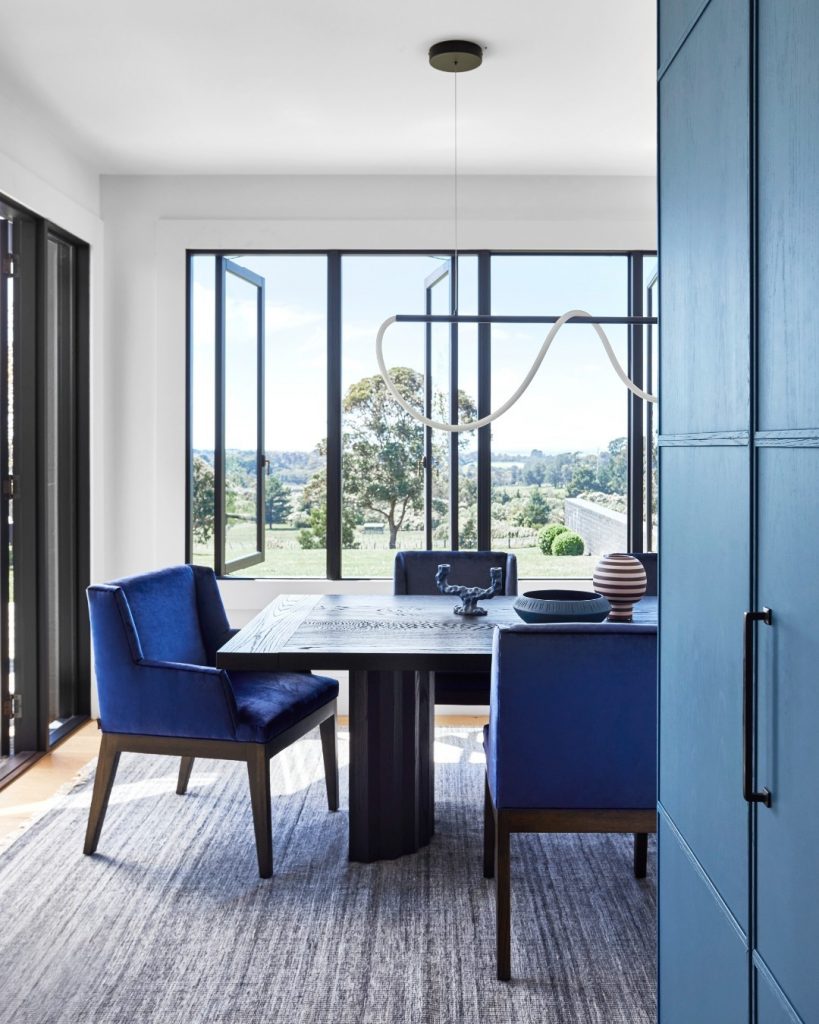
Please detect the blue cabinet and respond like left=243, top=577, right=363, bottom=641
left=659, top=0, right=819, bottom=1021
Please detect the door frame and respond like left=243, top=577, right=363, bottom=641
left=0, top=195, right=90, bottom=785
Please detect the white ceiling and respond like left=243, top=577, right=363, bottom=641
left=0, top=0, right=656, bottom=176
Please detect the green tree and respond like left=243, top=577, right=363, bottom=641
left=517, top=487, right=551, bottom=527
left=342, top=368, right=427, bottom=549
left=192, top=455, right=215, bottom=544
left=597, top=436, right=628, bottom=495
left=297, top=468, right=357, bottom=549
left=523, top=458, right=547, bottom=486
left=264, top=473, right=293, bottom=528
left=567, top=462, right=598, bottom=497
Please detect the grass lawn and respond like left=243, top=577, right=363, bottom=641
left=194, top=524, right=595, bottom=581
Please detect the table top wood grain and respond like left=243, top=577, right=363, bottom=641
left=216, top=594, right=658, bottom=673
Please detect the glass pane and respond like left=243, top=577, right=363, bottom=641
left=490, top=255, right=629, bottom=578
left=455, top=255, right=478, bottom=549
left=428, top=269, right=451, bottom=547
left=223, top=267, right=261, bottom=567
left=342, top=255, right=434, bottom=577
left=189, top=255, right=216, bottom=568
left=46, top=235, right=77, bottom=729
left=230, top=255, right=327, bottom=578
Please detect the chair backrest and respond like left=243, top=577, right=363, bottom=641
left=87, top=565, right=236, bottom=739
left=631, top=551, right=658, bottom=597
left=88, top=565, right=231, bottom=669
left=393, top=550, right=518, bottom=597
left=488, top=623, right=657, bottom=810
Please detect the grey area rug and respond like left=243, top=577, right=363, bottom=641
left=0, top=728, right=656, bottom=1024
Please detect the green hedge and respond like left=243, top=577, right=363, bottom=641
left=537, top=523, right=569, bottom=555
left=552, top=530, right=585, bottom=556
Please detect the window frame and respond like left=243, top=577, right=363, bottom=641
left=214, top=256, right=266, bottom=575
left=186, top=249, right=657, bottom=581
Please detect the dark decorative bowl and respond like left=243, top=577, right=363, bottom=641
left=513, top=589, right=611, bottom=624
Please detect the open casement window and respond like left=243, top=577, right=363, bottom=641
left=215, top=257, right=266, bottom=575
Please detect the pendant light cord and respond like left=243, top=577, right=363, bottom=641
left=453, top=67, right=459, bottom=310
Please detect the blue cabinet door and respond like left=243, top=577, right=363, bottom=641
left=658, top=445, right=750, bottom=929
left=755, top=964, right=802, bottom=1024
left=755, top=452, right=819, bottom=1024
left=658, top=0, right=751, bottom=1019
left=658, top=0, right=750, bottom=437
left=755, top=4, right=819, bottom=1020
left=659, top=816, right=748, bottom=1024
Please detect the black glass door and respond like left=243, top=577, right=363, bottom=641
left=0, top=214, right=15, bottom=763
left=0, top=199, right=89, bottom=783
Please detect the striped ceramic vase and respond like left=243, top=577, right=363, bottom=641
left=592, top=553, right=647, bottom=622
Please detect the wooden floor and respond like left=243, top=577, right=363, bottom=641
left=0, top=715, right=487, bottom=845
left=0, top=720, right=101, bottom=843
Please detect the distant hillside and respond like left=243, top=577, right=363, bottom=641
left=193, top=449, right=323, bottom=486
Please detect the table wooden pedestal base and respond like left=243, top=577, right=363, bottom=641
left=348, top=670, right=434, bottom=862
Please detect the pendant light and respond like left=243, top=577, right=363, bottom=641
left=375, top=40, right=657, bottom=433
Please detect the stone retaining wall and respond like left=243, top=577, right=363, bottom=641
left=564, top=497, right=627, bottom=556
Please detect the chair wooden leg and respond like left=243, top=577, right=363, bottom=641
left=319, top=715, right=339, bottom=812
left=483, top=774, right=495, bottom=879
left=176, top=756, right=195, bottom=795
left=633, top=832, right=648, bottom=879
left=83, top=734, right=121, bottom=855
left=246, top=745, right=273, bottom=878
left=495, top=811, right=512, bottom=981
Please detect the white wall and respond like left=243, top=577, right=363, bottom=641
left=99, top=172, right=656, bottom=585
left=99, top=171, right=655, bottom=714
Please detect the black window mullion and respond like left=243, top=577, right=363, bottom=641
left=185, top=255, right=194, bottom=565
left=449, top=255, right=459, bottom=549
left=255, top=276, right=265, bottom=563
left=646, top=273, right=657, bottom=552
left=477, top=253, right=491, bottom=550
left=214, top=256, right=226, bottom=575
left=326, top=253, right=342, bottom=580
left=627, top=254, right=645, bottom=552
left=424, top=287, right=433, bottom=550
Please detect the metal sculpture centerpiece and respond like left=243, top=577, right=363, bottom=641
left=435, top=564, right=503, bottom=616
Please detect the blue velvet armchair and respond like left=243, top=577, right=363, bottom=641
left=84, top=565, right=339, bottom=878
left=393, top=550, right=518, bottom=705
left=483, top=622, right=657, bottom=980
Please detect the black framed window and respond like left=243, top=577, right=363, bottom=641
left=187, top=250, right=656, bottom=580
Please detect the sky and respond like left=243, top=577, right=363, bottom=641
left=191, top=252, right=657, bottom=456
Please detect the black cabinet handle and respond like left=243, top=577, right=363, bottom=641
left=743, top=608, right=773, bottom=807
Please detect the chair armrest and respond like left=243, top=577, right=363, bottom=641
left=99, top=658, right=240, bottom=741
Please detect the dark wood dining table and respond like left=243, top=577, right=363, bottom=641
left=217, top=593, right=658, bottom=863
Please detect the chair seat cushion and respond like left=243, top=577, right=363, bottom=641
left=228, top=671, right=339, bottom=743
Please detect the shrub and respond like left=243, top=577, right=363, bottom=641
left=552, top=530, right=585, bottom=556
left=538, top=523, right=568, bottom=555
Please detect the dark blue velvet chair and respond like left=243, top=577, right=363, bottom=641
left=483, top=622, right=657, bottom=980
left=393, top=550, right=518, bottom=705
left=84, top=565, right=339, bottom=878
